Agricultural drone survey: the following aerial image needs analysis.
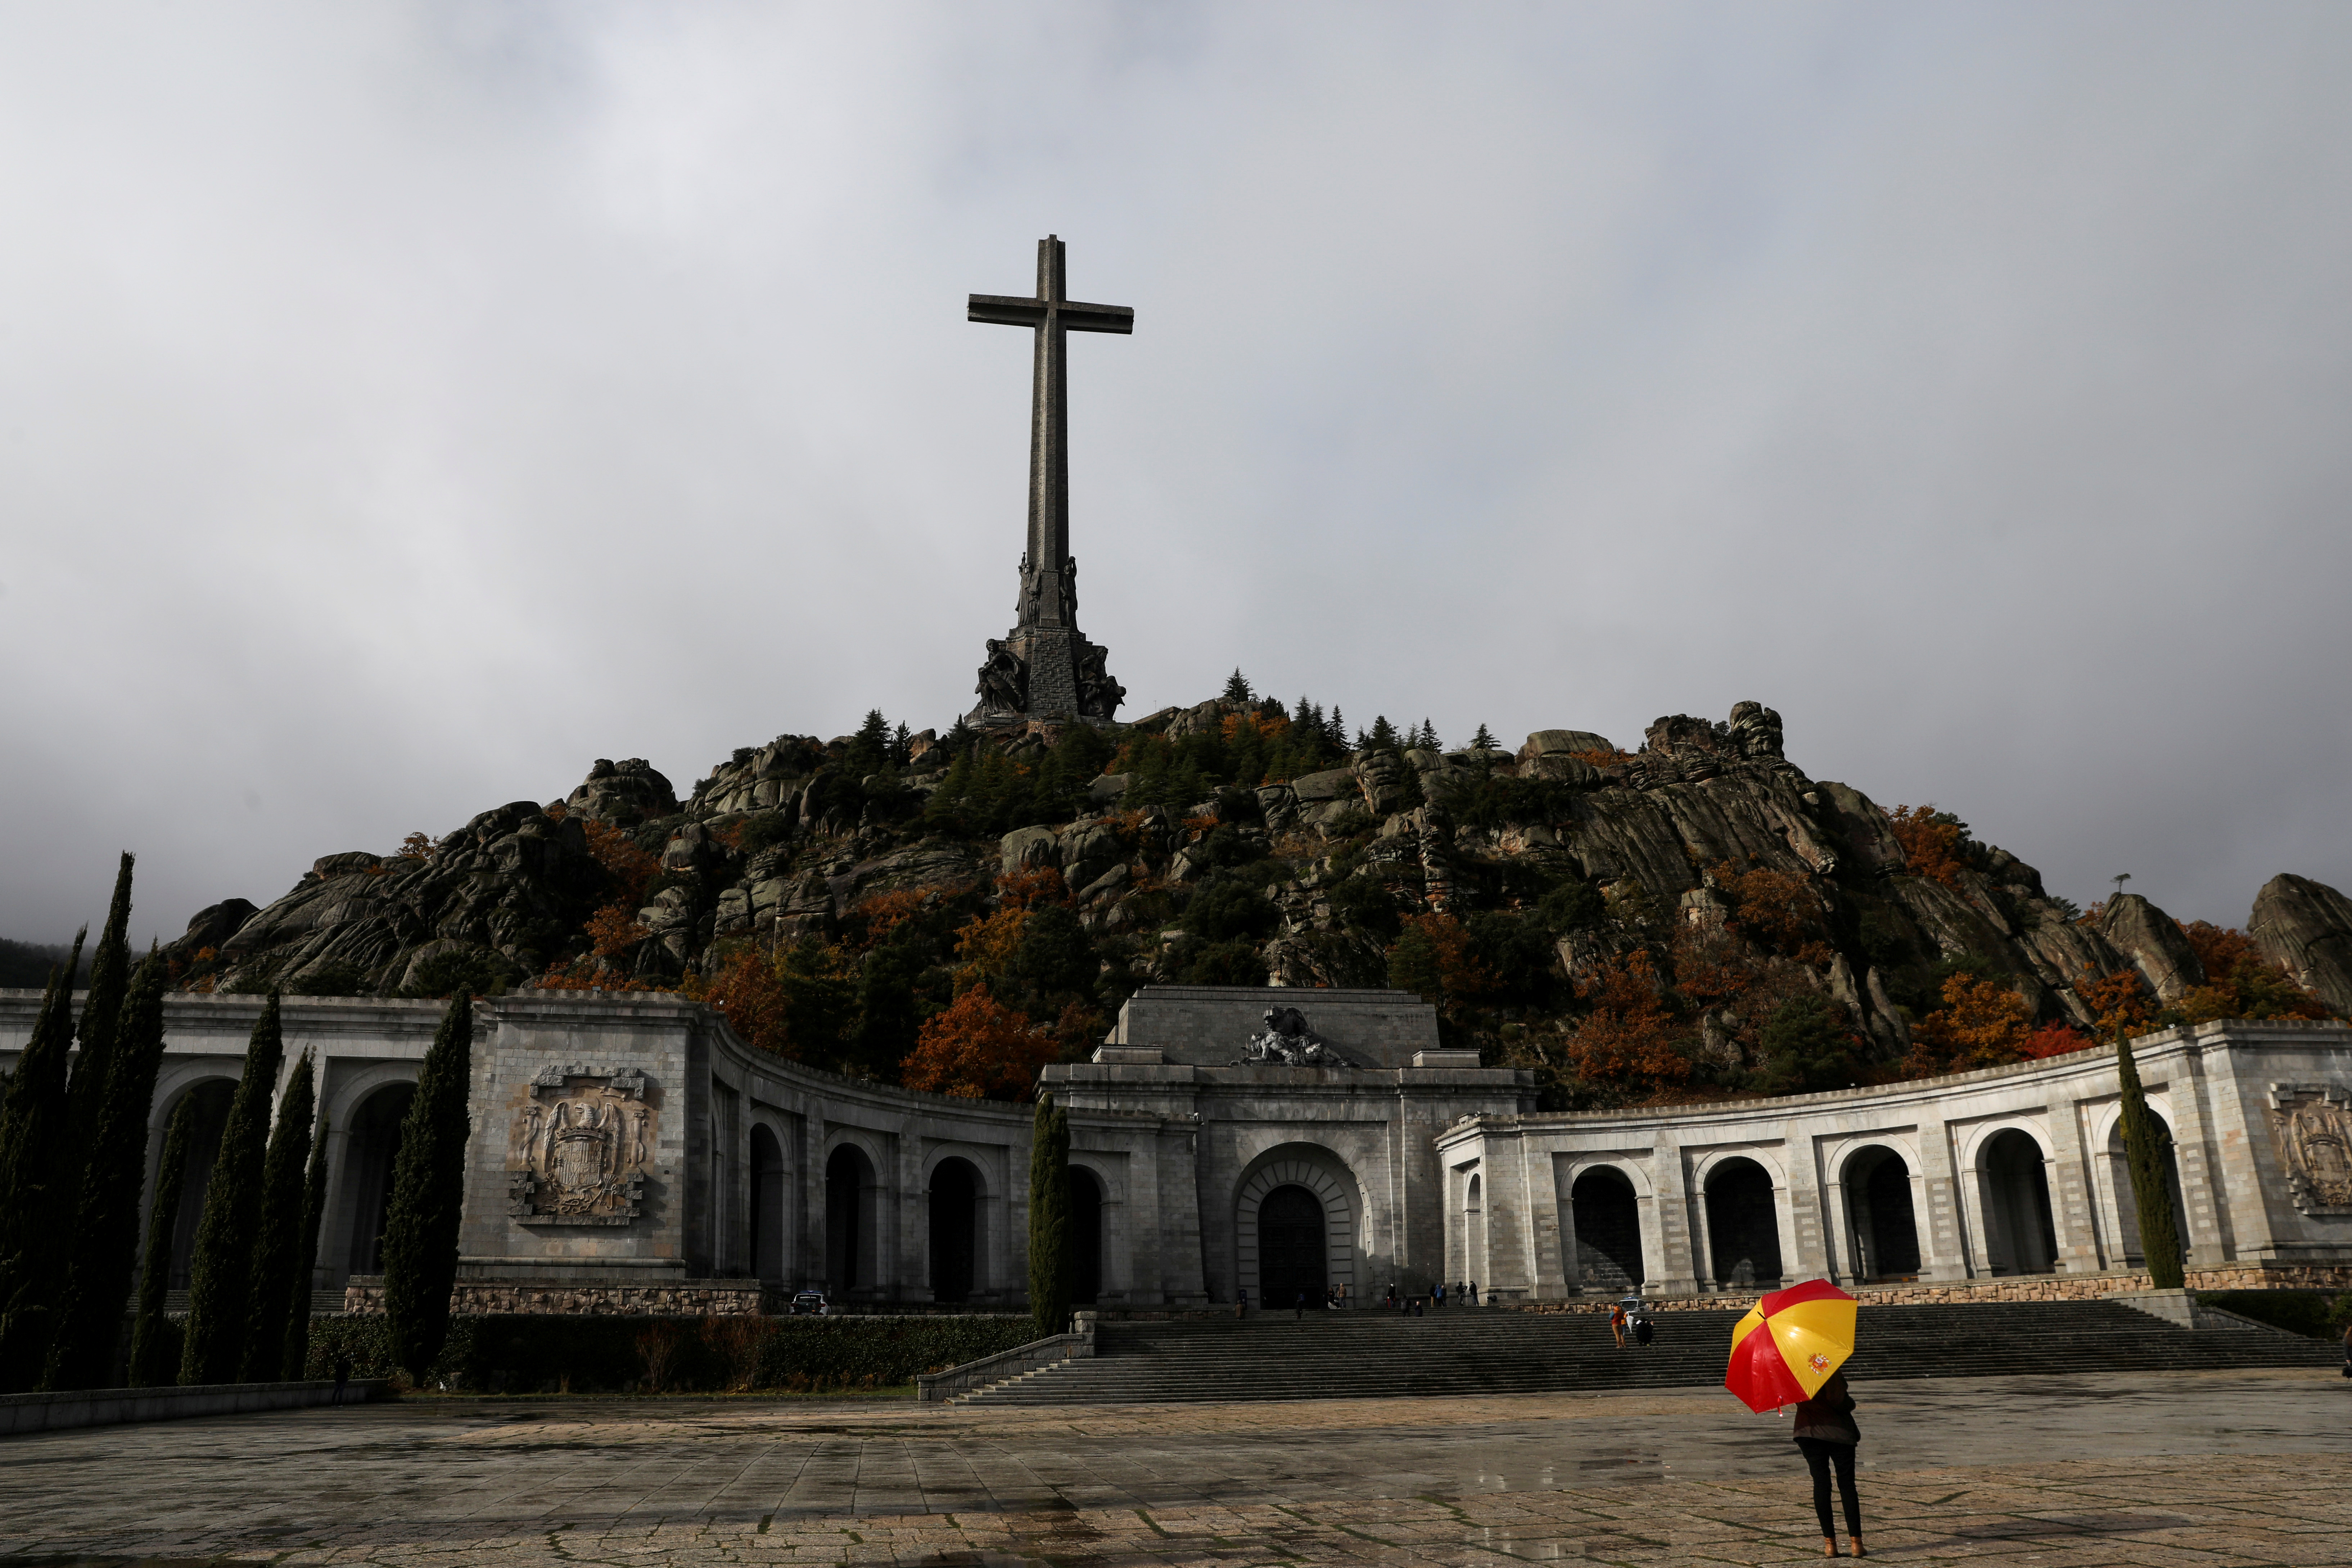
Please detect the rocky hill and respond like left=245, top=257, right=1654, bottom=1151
left=158, top=692, right=2352, bottom=1106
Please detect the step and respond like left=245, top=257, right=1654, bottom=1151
left=962, top=1300, right=2339, bottom=1405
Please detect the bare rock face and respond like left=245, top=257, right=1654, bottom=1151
left=567, top=758, right=678, bottom=827
left=2093, top=892, right=2207, bottom=1002
left=2251, top=873, right=2352, bottom=1017
left=211, top=801, right=605, bottom=993
left=163, top=898, right=259, bottom=968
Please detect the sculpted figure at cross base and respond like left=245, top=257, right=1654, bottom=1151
left=975, top=638, right=1028, bottom=713
left=1242, top=1006, right=1338, bottom=1066
left=1076, top=640, right=1125, bottom=720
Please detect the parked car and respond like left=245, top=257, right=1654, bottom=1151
left=789, top=1288, right=831, bottom=1316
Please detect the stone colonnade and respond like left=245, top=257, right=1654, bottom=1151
left=1437, top=1020, right=2352, bottom=1300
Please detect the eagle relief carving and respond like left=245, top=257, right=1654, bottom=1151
left=2266, top=1084, right=2352, bottom=1216
left=509, top=1063, right=654, bottom=1226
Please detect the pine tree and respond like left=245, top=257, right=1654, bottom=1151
left=284, top=1109, right=332, bottom=1379
left=1027, top=1092, right=1072, bottom=1337
left=1368, top=715, right=1401, bottom=753
left=241, top=1048, right=315, bottom=1382
left=44, top=949, right=172, bottom=1391
left=1471, top=723, right=1498, bottom=753
left=62, top=855, right=135, bottom=1173
left=1326, top=706, right=1346, bottom=751
left=127, top=1095, right=199, bottom=1387
left=0, top=933, right=86, bottom=1392
left=380, top=994, right=474, bottom=1382
left=2116, top=1027, right=2186, bottom=1289
left=180, top=994, right=285, bottom=1384
left=1222, top=668, right=1253, bottom=703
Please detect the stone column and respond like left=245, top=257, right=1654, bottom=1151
left=2161, top=1038, right=2234, bottom=1265
left=1649, top=1142, right=1699, bottom=1297
left=1820, top=1176, right=1858, bottom=1285
left=1910, top=1120, right=1968, bottom=1281
left=1520, top=1138, right=1565, bottom=1301
left=1781, top=1155, right=1828, bottom=1285
left=2042, top=1110, right=2103, bottom=1274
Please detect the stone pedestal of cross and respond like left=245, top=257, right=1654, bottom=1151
left=963, top=236, right=1131, bottom=726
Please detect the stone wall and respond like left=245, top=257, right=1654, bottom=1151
left=1110, top=986, right=1441, bottom=1068
left=1506, top=1262, right=2352, bottom=1314
left=343, top=1276, right=776, bottom=1316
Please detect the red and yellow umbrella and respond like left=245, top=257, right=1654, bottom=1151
left=1724, top=1279, right=1857, bottom=1412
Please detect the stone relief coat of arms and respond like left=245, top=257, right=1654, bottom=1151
left=2266, top=1084, right=2352, bottom=1216
left=509, top=1063, right=654, bottom=1226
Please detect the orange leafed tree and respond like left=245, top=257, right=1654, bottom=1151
left=900, top=986, right=1056, bottom=1099
left=1886, top=805, right=1967, bottom=887
left=1910, top=972, right=2032, bottom=1072
left=1710, top=860, right=1828, bottom=959
left=2076, top=966, right=2154, bottom=1040
left=1560, top=949, right=1689, bottom=1090
left=994, top=866, right=1067, bottom=909
left=584, top=819, right=661, bottom=906
left=689, top=943, right=795, bottom=1058
left=2175, top=921, right=2332, bottom=1023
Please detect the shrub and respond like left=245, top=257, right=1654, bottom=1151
left=403, top=946, right=520, bottom=999
left=1184, top=940, right=1268, bottom=987
left=1535, top=878, right=1603, bottom=935
left=1180, top=875, right=1279, bottom=944
left=1886, top=805, right=1973, bottom=886
left=2194, top=1291, right=2352, bottom=1340
left=736, top=812, right=796, bottom=854
left=900, top=986, right=1054, bottom=1100
left=1748, top=994, right=1867, bottom=1095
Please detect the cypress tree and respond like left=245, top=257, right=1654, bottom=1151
left=63, top=854, right=135, bottom=1167
left=283, top=1109, right=332, bottom=1379
left=379, top=994, right=473, bottom=1382
left=241, top=1049, right=315, bottom=1382
left=2116, top=1027, right=2186, bottom=1290
left=44, top=949, right=172, bottom=1391
left=0, top=934, right=86, bottom=1391
left=1028, top=1091, right=1072, bottom=1337
left=127, top=1095, right=200, bottom=1386
left=180, top=994, right=284, bottom=1384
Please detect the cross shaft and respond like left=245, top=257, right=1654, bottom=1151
left=969, top=235, right=1132, bottom=629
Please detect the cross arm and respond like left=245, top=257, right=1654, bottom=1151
left=967, top=295, right=1134, bottom=334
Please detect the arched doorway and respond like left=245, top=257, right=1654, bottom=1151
left=749, top=1125, right=786, bottom=1282
left=1983, top=1129, right=2058, bottom=1275
left=1463, top=1172, right=1486, bottom=1288
left=927, top=1158, right=979, bottom=1304
left=2106, top=1113, right=2189, bottom=1267
left=1258, top=1184, right=1326, bottom=1310
left=163, top=1080, right=236, bottom=1289
left=341, top=1083, right=413, bottom=1280
left=1705, top=1158, right=1782, bottom=1289
left=1571, top=1166, right=1644, bottom=1293
left=1069, top=1166, right=1104, bottom=1305
left=1844, top=1148, right=1921, bottom=1282
left=825, top=1144, right=875, bottom=1294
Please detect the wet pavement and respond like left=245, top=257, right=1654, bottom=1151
left=1, top=1367, right=2347, bottom=1564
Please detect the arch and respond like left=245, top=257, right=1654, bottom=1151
left=1570, top=1164, right=1645, bottom=1292
left=2104, top=1109, right=2189, bottom=1269
left=1981, top=1127, right=2058, bottom=1275
left=749, top=1124, right=786, bottom=1282
left=1840, top=1145, right=1921, bottom=1282
left=1462, top=1171, right=1485, bottom=1292
left=1258, top=1185, right=1326, bottom=1309
left=1068, top=1165, right=1104, bottom=1305
left=155, top=1078, right=237, bottom=1290
left=1703, top=1156, right=1782, bottom=1289
left=334, top=1081, right=414, bottom=1280
left=1234, top=1145, right=1359, bottom=1305
left=927, top=1156, right=981, bottom=1304
left=825, top=1141, right=878, bottom=1294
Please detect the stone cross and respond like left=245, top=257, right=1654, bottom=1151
left=970, top=236, right=1132, bottom=631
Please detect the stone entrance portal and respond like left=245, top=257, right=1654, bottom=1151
left=1257, top=1185, right=1326, bottom=1310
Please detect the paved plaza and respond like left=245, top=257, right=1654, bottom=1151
left=3, top=1368, right=2349, bottom=1565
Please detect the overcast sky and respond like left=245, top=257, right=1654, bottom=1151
left=3, top=2, right=2348, bottom=948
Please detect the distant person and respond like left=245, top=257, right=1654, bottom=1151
left=1386, top=1281, right=1397, bottom=1309
left=1236, top=1287, right=1249, bottom=1320
left=1295, top=1291, right=1306, bottom=1320
left=1433, top=1281, right=1445, bottom=1310
left=1412, top=1296, right=1424, bottom=1318
left=1609, top=1301, right=1628, bottom=1350
left=1791, top=1370, right=1865, bottom=1557
left=1468, top=1280, right=1479, bottom=1306
left=331, top=1350, right=352, bottom=1406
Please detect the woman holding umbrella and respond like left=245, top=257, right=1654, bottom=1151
left=1792, top=1370, right=1865, bottom=1556
left=1723, top=1280, right=1867, bottom=1558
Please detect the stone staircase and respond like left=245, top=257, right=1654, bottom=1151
left=957, top=1300, right=2343, bottom=1405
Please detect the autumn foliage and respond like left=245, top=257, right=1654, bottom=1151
left=584, top=820, right=661, bottom=906
left=1886, top=805, right=1968, bottom=887
left=1909, top=972, right=2033, bottom=1073
left=899, top=986, right=1056, bottom=1099
left=1560, top=950, right=1688, bottom=1091
left=2175, top=921, right=2331, bottom=1024
left=688, top=943, right=795, bottom=1058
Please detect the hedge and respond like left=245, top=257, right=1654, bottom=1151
left=302, top=1313, right=1038, bottom=1393
left=2197, top=1290, right=2352, bottom=1340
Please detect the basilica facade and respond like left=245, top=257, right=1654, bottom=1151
left=3, top=987, right=2348, bottom=1314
